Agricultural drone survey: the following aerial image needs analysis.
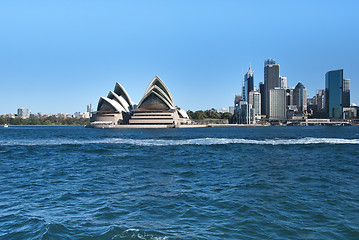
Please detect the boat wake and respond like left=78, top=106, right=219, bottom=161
left=1, top=137, right=359, bottom=146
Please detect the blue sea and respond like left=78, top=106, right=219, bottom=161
left=0, top=126, right=358, bottom=239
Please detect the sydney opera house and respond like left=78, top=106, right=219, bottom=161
left=88, top=76, right=191, bottom=128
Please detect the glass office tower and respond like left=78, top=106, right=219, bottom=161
left=244, top=67, right=254, bottom=102
left=325, top=69, right=343, bottom=119
left=343, top=78, right=350, bottom=107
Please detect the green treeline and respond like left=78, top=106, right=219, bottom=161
left=0, top=116, right=90, bottom=126
left=186, top=109, right=233, bottom=120
left=1, top=109, right=233, bottom=125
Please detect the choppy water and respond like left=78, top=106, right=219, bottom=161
left=0, top=126, right=358, bottom=239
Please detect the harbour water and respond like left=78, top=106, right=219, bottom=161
left=0, top=126, right=358, bottom=239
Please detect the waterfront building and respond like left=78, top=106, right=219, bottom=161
left=248, top=91, right=261, bottom=122
left=219, top=108, right=228, bottom=113
left=316, top=89, right=325, bottom=112
left=229, top=106, right=235, bottom=115
left=325, top=69, right=343, bottom=119
left=17, top=108, right=31, bottom=119
left=269, top=88, right=286, bottom=121
left=285, top=87, right=294, bottom=108
left=293, top=82, right=307, bottom=113
left=307, top=96, right=316, bottom=116
left=90, top=76, right=190, bottom=126
left=244, top=67, right=254, bottom=102
left=74, top=112, right=84, bottom=118
left=238, top=100, right=250, bottom=124
left=5, top=113, right=16, bottom=118
left=87, top=104, right=93, bottom=117
left=343, top=105, right=357, bottom=119
left=249, top=108, right=256, bottom=124
left=343, top=78, right=350, bottom=107
left=280, top=76, right=287, bottom=88
left=234, top=94, right=242, bottom=108
left=259, top=82, right=265, bottom=115
left=264, top=59, right=280, bottom=117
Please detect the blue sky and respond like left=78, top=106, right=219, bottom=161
left=1, top=0, right=358, bottom=114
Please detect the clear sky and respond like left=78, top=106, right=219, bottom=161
left=1, top=0, right=358, bottom=114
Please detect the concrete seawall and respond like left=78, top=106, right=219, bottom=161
left=85, top=124, right=268, bottom=129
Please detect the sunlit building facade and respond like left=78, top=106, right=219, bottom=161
left=264, top=59, right=280, bottom=117
left=269, top=88, right=286, bottom=121
left=293, top=82, right=307, bottom=113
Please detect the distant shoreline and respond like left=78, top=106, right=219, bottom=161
left=2, top=125, right=86, bottom=127
left=85, top=123, right=358, bottom=129
left=2, top=123, right=358, bottom=128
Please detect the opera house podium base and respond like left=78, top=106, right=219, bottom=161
left=129, top=110, right=178, bottom=125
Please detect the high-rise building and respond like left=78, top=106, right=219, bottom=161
left=264, top=59, right=280, bottom=117
left=293, top=82, right=307, bottom=113
left=259, top=82, right=265, bottom=115
left=244, top=67, right=254, bottom=102
left=343, top=78, right=350, bottom=107
left=248, top=91, right=261, bottom=122
left=87, top=104, right=93, bottom=117
left=248, top=91, right=261, bottom=116
left=280, top=76, right=287, bottom=88
left=234, top=95, right=242, bottom=107
left=269, top=88, right=286, bottom=121
left=286, top=87, right=294, bottom=107
left=87, top=104, right=93, bottom=113
left=325, top=69, right=343, bottom=119
left=316, top=89, right=325, bottom=112
left=238, top=100, right=249, bottom=124
left=17, top=108, right=31, bottom=119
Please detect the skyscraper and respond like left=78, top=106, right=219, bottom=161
left=87, top=104, right=93, bottom=117
left=259, top=82, right=265, bottom=115
left=286, top=87, right=294, bottom=107
left=264, top=59, right=280, bottom=117
left=316, top=89, right=325, bottom=112
left=244, top=67, right=254, bottom=102
left=325, top=69, right=343, bottom=119
left=293, top=82, right=307, bottom=113
left=269, top=88, right=286, bottom=121
left=279, top=76, right=287, bottom=88
left=343, top=78, right=350, bottom=107
left=234, top=94, right=242, bottom=107
left=248, top=91, right=261, bottom=122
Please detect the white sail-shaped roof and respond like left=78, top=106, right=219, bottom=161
left=97, top=97, right=126, bottom=113
left=178, top=109, right=189, bottom=119
left=144, top=76, right=175, bottom=106
left=107, top=91, right=131, bottom=112
left=137, top=90, right=174, bottom=111
left=146, top=85, right=175, bottom=108
left=114, top=82, right=133, bottom=108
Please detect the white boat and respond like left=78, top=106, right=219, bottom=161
left=4, top=124, right=8, bottom=128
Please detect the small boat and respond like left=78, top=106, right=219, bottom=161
left=4, top=124, right=8, bottom=128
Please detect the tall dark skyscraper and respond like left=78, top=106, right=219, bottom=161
left=244, top=67, right=254, bottom=102
left=325, top=69, right=343, bottom=119
left=343, top=78, right=350, bottom=107
left=259, top=82, right=265, bottom=115
left=264, top=59, right=280, bottom=117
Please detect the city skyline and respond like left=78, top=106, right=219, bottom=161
left=1, top=1, right=358, bottom=114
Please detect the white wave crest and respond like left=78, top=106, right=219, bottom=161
left=0, top=137, right=358, bottom=146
